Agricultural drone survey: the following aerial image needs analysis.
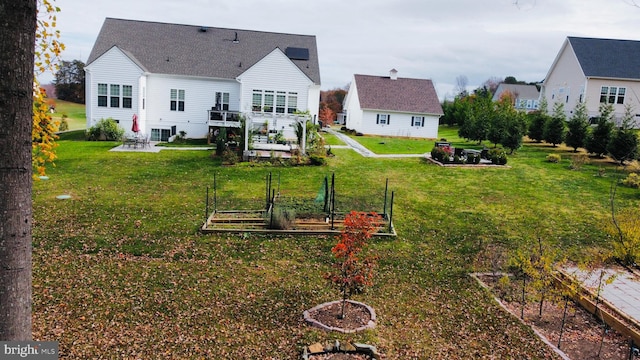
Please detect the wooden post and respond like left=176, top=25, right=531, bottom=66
left=301, top=118, right=307, bottom=156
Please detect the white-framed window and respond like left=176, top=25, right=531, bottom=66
left=287, top=92, right=298, bottom=114
left=215, top=92, right=230, bottom=111
left=252, top=90, right=262, bottom=111
left=264, top=91, right=274, bottom=112
left=376, top=114, right=390, bottom=125
left=170, top=89, right=185, bottom=111
left=253, top=89, right=299, bottom=113
left=517, top=99, right=527, bottom=109
left=276, top=91, right=286, bottom=113
left=122, top=85, right=133, bottom=109
left=110, top=84, right=120, bottom=108
left=98, top=83, right=108, bottom=107
left=600, top=86, right=626, bottom=104
left=411, top=116, right=424, bottom=127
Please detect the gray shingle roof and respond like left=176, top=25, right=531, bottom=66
left=568, top=36, right=640, bottom=80
left=87, top=18, right=321, bottom=85
left=353, top=74, right=443, bottom=115
left=492, top=84, right=540, bottom=101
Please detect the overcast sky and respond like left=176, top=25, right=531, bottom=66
left=46, top=0, right=640, bottom=100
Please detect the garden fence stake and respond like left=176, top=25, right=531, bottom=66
left=383, top=178, right=389, bottom=216
left=213, top=173, right=217, bottom=211
left=389, top=191, right=394, bottom=234
left=206, top=186, right=209, bottom=225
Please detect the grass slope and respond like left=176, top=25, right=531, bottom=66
left=51, top=99, right=86, bottom=131
left=31, top=130, right=638, bottom=358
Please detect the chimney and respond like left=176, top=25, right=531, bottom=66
left=390, top=68, right=398, bottom=80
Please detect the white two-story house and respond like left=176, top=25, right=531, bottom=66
left=85, top=18, right=321, bottom=143
left=342, top=69, right=443, bottom=138
left=541, top=36, right=640, bottom=125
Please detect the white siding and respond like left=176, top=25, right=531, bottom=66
left=238, top=49, right=317, bottom=118
left=343, top=78, right=363, bottom=130
left=144, top=75, right=240, bottom=139
left=85, top=47, right=145, bottom=129
left=360, top=111, right=439, bottom=138
left=584, top=78, right=640, bottom=124
left=542, top=42, right=587, bottom=115
left=344, top=76, right=438, bottom=138
left=543, top=40, right=640, bottom=126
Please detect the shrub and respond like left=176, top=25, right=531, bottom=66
left=267, top=206, right=295, bottom=230
left=309, top=154, right=326, bottom=166
left=546, top=154, right=561, bottom=163
left=467, top=153, right=481, bottom=164
left=58, top=114, right=69, bottom=132
left=86, top=118, right=124, bottom=141
left=221, top=148, right=239, bottom=165
left=489, top=147, right=508, bottom=165
left=569, top=154, right=589, bottom=170
left=430, top=146, right=450, bottom=163
left=622, top=173, right=640, bottom=188
left=604, top=207, right=640, bottom=266
left=453, top=155, right=464, bottom=164
left=173, top=130, right=187, bottom=144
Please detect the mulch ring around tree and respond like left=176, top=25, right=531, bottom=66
left=305, top=300, right=374, bottom=332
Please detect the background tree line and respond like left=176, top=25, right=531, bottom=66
left=441, top=76, right=638, bottom=163
left=53, top=59, right=85, bottom=103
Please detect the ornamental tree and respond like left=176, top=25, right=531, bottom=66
left=33, top=0, right=64, bottom=177
left=607, top=104, right=638, bottom=165
left=325, top=211, right=378, bottom=319
left=543, top=102, right=566, bottom=147
left=565, top=101, right=590, bottom=152
left=586, top=103, right=614, bottom=158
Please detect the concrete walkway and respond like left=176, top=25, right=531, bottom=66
left=565, top=266, right=640, bottom=326
left=325, top=128, right=428, bottom=158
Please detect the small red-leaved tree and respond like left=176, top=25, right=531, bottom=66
left=325, top=211, right=378, bottom=319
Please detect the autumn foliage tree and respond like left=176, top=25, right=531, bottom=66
left=33, top=0, right=64, bottom=177
left=319, top=106, right=335, bottom=126
left=319, top=88, right=347, bottom=125
left=325, top=211, right=378, bottom=319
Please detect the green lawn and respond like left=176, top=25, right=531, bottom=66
left=51, top=99, right=86, bottom=131
left=342, top=125, right=485, bottom=154
left=30, top=131, right=637, bottom=358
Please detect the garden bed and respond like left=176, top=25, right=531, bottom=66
left=201, top=210, right=396, bottom=236
left=472, top=273, right=635, bottom=360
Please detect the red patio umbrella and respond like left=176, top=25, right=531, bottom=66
left=131, top=114, right=140, bottom=133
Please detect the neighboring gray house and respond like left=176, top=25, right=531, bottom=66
left=85, top=18, right=321, bottom=142
left=492, top=83, right=540, bottom=112
left=342, top=69, right=443, bottom=138
left=541, top=36, right=640, bottom=124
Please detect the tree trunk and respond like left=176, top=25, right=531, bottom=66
left=558, top=296, right=569, bottom=350
left=0, top=0, right=37, bottom=341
